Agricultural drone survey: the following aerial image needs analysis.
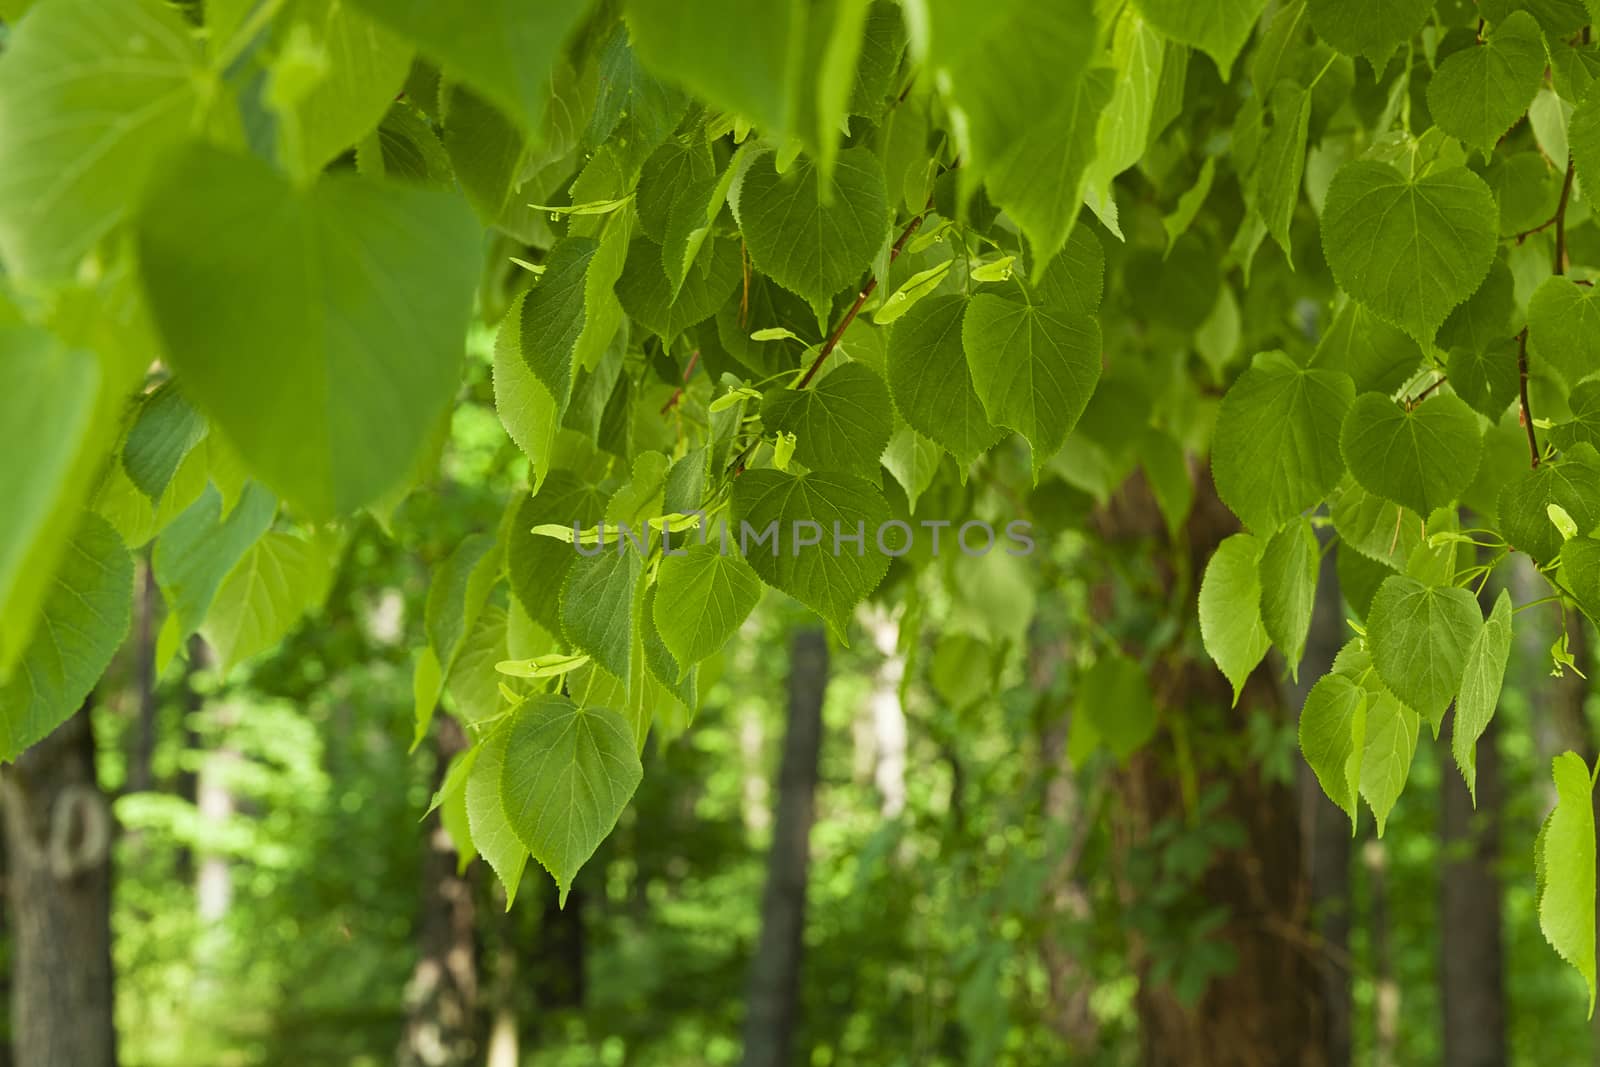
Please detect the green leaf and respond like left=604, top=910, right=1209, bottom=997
left=1084, top=9, right=1167, bottom=214
left=136, top=144, right=480, bottom=520
left=761, top=363, right=894, bottom=478
left=359, top=102, right=453, bottom=186
left=1497, top=444, right=1600, bottom=564
left=1426, top=12, right=1546, bottom=156
left=1358, top=672, right=1421, bottom=836
left=0, top=325, right=134, bottom=675
left=152, top=483, right=278, bottom=673
left=1212, top=351, right=1354, bottom=533
left=1260, top=518, right=1319, bottom=678
left=616, top=236, right=742, bottom=342
left=881, top=425, right=942, bottom=512
left=1366, top=574, right=1482, bottom=732
left=1446, top=340, right=1520, bottom=420
left=1552, top=381, right=1600, bottom=452
left=508, top=474, right=608, bottom=638
left=1330, top=479, right=1421, bottom=568
left=916, top=0, right=1099, bottom=178
left=465, top=724, right=528, bottom=906
left=1131, top=0, right=1269, bottom=76
left=0, top=0, right=204, bottom=279
left=1248, top=82, right=1312, bottom=261
left=1529, top=277, right=1600, bottom=387
left=1320, top=161, right=1499, bottom=344
left=493, top=292, right=561, bottom=494
left=0, top=514, right=132, bottom=761
left=1437, top=258, right=1518, bottom=357
left=1080, top=653, right=1158, bottom=760
left=984, top=68, right=1112, bottom=273
left=123, top=383, right=208, bottom=502
left=586, top=23, right=689, bottom=175
left=1307, top=0, right=1433, bottom=63
left=1311, top=300, right=1423, bottom=395
left=347, top=0, right=589, bottom=134
left=653, top=542, right=763, bottom=667
left=560, top=549, right=641, bottom=687
left=730, top=469, right=891, bottom=641
left=737, top=148, right=889, bottom=307
left=961, top=294, right=1102, bottom=474
left=516, top=238, right=601, bottom=410
left=426, top=532, right=502, bottom=679
left=1340, top=393, right=1484, bottom=516
left=202, top=531, right=334, bottom=674
left=1299, top=672, right=1368, bottom=829
left=1573, top=81, right=1600, bottom=206
left=1537, top=751, right=1598, bottom=1016
left=275, top=0, right=414, bottom=176
left=623, top=0, right=800, bottom=140
left=1454, top=589, right=1513, bottom=805
left=499, top=694, right=644, bottom=905
left=1198, top=533, right=1271, bottom=704
left=886, top=296, right=1004, bottom=469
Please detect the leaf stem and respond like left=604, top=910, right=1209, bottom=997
left=794, top=202, right=931, bottom=390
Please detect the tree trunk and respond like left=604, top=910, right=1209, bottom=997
left=1366, top=838, right=1398, bottom=1067
left=399, top=716, right=477, bottom=1067
left=741, top=627, right=828, bottom=1067
left=1439, top=711, right=1506, bottom=1067
left=127, top=560, right=158, bottom=794
left=0, top=703, right=117, bottom=1067
left=1092, top=469, right=1327, bottom=1066
left=1290, top=528, right=1353, bottom=1067
left=861, top=606, right=906, bottom=819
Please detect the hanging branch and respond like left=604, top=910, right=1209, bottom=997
left=794, top=202, right=932, bottom=390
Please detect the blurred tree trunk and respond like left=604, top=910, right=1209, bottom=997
left=399, top=716, right=477, bottom=1067
left=1439, top=711, right=1505, bottom=1067
left=1092, top=470, right=1327, bottom=1066
left=127, top=560, right=158, bottom=794
left=533, top=883, right=586, bottom=1009
left=1288, top=530, right=1352, bottom=1067
left=741, top=627, right=828, bottom=1067
left=0, top=703, right=116, bottom=1067
left=1366, top=838, right=1398, bottom=1067
left=861, top=606, right=906, bottom=819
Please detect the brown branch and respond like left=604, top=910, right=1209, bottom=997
left=1556, top=156, right=1576, bottom=276
left=1407, top=375, right=1447, bottom=407
left=658, top=350, right=701, bottom=415
left=1518, top=328, right=1540, bottom=468
left=794, top=204, right=931, bottom=390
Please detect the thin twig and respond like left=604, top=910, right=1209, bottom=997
left=1517, top=328, right=1540, bottom=468
left=1407, top=375, right=1447, bottom=407
left=658, top=350, right=701, bottom=414
left=1556, top=157, right=1576, bottom=276
left=794, top=202, right=932, bottom=390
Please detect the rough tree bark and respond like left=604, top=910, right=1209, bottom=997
left=399, top=715, right=477, bottom=1067
left=1289, top=530, right=1352, bottom=1067
left=741, top=627, right=828, bottom=1067
left=0, top=703, right=117, bottom=1067
left=1092, top=470, right=1327, bottom=1066
left=1439, top=711, right=1506, bottom=1067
